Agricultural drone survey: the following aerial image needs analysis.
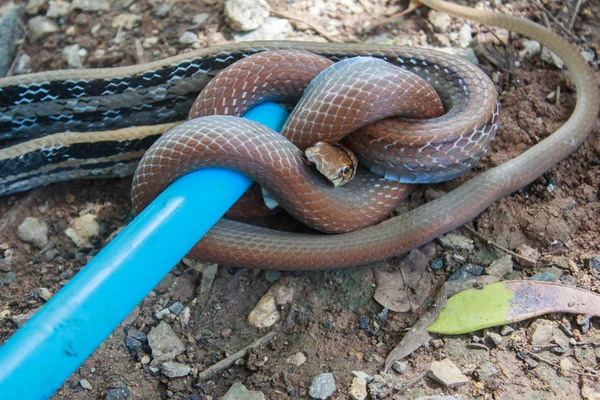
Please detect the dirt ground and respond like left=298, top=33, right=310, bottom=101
left=0, top=0, right=599, bottom=399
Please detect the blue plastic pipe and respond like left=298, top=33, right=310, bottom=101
left=0, top=103, right=289, bottom=400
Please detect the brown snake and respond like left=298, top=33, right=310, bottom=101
left=2, top=0, right=599, bottom=269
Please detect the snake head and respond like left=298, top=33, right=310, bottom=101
left=305, top=142, right=358, bottom=187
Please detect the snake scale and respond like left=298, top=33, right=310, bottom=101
left=0, top=0, right=598, bottom=269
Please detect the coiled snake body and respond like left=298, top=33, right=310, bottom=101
left=0, top=0, right=598, bottom=269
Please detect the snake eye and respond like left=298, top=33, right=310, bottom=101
left=341, top=166, right=351, bottom=176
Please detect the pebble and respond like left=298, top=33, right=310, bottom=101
left=348, top=376, right=367, bottom=400
left=426, top=359, right=470, bottom=389
left=248, top=292, right=279, bottom=328
left=448, top=264, right=483, bottom=281
left=438, top=233, right=474, bottom=251
left=232, top=17, right=292, bottom=42
left=542, top=47, right=564, bottom=69
left=518, top=39, right=541, bottom=60
left=457, top=24, right=472, bottom=47
left=528, top=271, right=557, bottom=282
left=221, top=382, right=266, bottom=400
left=528, top=319, right=554, bottom=346
left=65, top=213, right=99, bottom=247
left=17, top=217, right=49, bottom=249
left=487, top=255, right=513, bottom=277
left=61, top=44, right=87, bottom=69
left=142, top=37, right=159, bottom=49
left=581, top=50, right=595, bottom=63
left=286, top=352, right=307, bottom=366
left=125, top=336, right=142, bottom=352
left=221, top=328, right=232, bottom=338
left=516, top=244, right=541, bottom=267
left=35, top=287, right=53, bottom=302
left=167, top=302, right=182, bottom=314
left=72, top=0, right=111, bottom=11
left=155, top=2, right=171, bottom=17
left=309, top=373, right=336, bottom=399
left=147, top=321, right=185, bottom=362
left=112, top=13, right=141, bottom=30
left=485, top=332, right=503, bottom=347
left=11, top=308, right=40, bottom=327
left=106, top=386, right=131, bottom=400
left=80, top=379, right=92, bottom=390
left=178, top=31, right=198, bottom=45
left=392, top=361, right=406, bottom=374
left=155, top=308, right=170, bottom=320
left=224, top=0, right=269, bottom=31
left=14, top=53, right=31, bottom=75
left=559, top=358, right=573, bottom=376
left=427, top=10, right=451, bottom=32
left=192, top=13, right=210, bottom=27
left=476, top=362, right=498, bottom=379
left=431, top=258, right=444, bottom=271
left=126, top=327, right=147, bottom=342
left=264, top=270, right=281, bottom=282
left=25, top=0, right=46, bottom=14
left=500, top=325, right=514, bottom=336
left=0, top=273, right=16, bottom=285
left=46, top=1, right=71, bottom=18
left=28, top=16, right=59, bottom=41
left=160, top=361, right=191, bottom=378
left=352, top=371, right=373, bottom=383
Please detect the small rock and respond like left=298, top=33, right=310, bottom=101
left=11, top=308, right=40, bottom=327
left=64, top=213, right=99, bottom=247
left=528, top=319, right=555, bottom=346
left=46, top=1, right=71, bottom=19
left=233, top=17, right=293, bottom=42
left=112, top=13, right=141, bottom=30
left=160, top=361, right=191, bottom=378
left=224, top=0, right=269, bottom=31
left=559, top=358, right=573, bottom=376
left=457, top=24, right=472, bottom=47
left=221, top=382, right=265, bottom=400
left=431, top=258, right=444, bottom=271
left=14, top=54, right=31, bottom=75
left=542, top=47, right=564, bottom=69
left=168, top=302, right=183, bottom=314
left=154, top=2, right=171, bottom=17
left=147, top=321, right=185, bottom=362
left=428, top=10, right=451, bottom=32
left=518, top=39, right=541, bottom=60
left=485, top=332, right=503, bottom=347
left=71, top=0, right=110, bottom=12
left=61, top=44, right=87, bottom=69
left=500, top=325, right=514, bottom=336
left=426, top=359, right=470, bottom=389
left=528, top=270, right=558, bottom=282
left=221, top=328, right=232, bottom=338
left=126, top=327, right=147, bottom=342
left=448, top=264, right=483, bottom=281
left=549, top=256, right=570, bottom=269
left=192, top=13, right=210, bottom=27
left=352, top=371, right=373, bottom=383
left=28, top=16, right=59, bottom=41
left=392, top=361, right=406, bottom=374
left=125, top=336, right=142, bottom=352
left=105, top=386, right=131, bottom=400
left=155, top=308, right=170, bottom=320
left=248, top=292, right=279, bottom=328
left=142, top=37, right=159, bottom=49
left=25, top=0, right=46, bottom=14
left=286, top=352, right=307, bottom=366
left=349, top=376, right=367, bottom=400
left=17, top=217, right=49, bottom=248
left=264, top=270, right=281, bottom=282
left=309, top=373, right=336, bottom=399
left=80, top=379, right=92, bottom=390
left=476, top=362, right=498, bottom=379
left=438, top=233, right=474, bottom=251
left=581, top=50, right=595, bottom=63
left=35, top=287, right=52, bottom=302
left=516, top=244, right=541, bottom=267
left=487, top=255, right=513, bottom=277
left=178, top=31, right=197, bottom=45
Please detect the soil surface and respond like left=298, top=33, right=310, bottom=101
left=0, top=0, right=599, bottom=399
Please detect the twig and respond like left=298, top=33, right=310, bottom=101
left=569, top=0, right=583, bottom=32
left=524, top=350, right=599, bottom=379
left=534, top=1, right=579, bottom=42
left=271, top=11, right=340, bottom=43
left=197, top=330, right=278, bottom=381
left=404, top=372, right=426, bottom=389
left=555, top=85, right=561, bottom=107
left=462, top=225, right=538, bottom=267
